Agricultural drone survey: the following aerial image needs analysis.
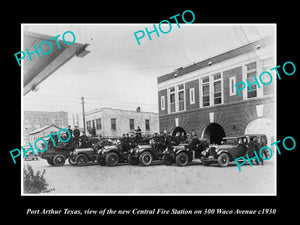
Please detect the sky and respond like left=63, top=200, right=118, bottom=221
left=23, top=24, right=275, bottom=127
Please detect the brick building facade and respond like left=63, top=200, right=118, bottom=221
left=157, top=36, right=275, bottom=144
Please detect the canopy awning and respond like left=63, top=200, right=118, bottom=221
left=23, top=31, right=90, bottom=95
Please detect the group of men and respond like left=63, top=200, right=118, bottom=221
left=46, top=126, right=89, bottom=149
left=244, top=136, right=265, bottom=166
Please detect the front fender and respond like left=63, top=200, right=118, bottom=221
left=216, top=150, right=233, bottom=160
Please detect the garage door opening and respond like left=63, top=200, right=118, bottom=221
left=245, top=117, right=274, bottom=145
left=202, top=123, right=225, bottom=144
left=171, top=127, right=186, bottom=137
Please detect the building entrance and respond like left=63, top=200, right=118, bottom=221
left=171, top=127, right=186, bottom=136
left=202, top=123, right=225, bottom=144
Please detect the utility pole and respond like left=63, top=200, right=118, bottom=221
left=81, top=97, right=86, bottom=133
left=72, top=114, right=75, bottom=127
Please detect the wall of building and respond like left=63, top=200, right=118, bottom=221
left=157, top=36, right=275, bottom=144
left=85, top=108, right=159, bottom=138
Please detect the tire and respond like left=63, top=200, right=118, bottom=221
left=128, top=153, right=139, bottom=165
left=68, top=157, right=77, bottom=166
left=75, top=154, right=89, bottom=166
left=217, top=153, right=230, bottom=167
left=47, top=158, right=54, bottom=166
left=139, top=151, right=153, bottom=166
left=105, top=152, right=119, bottom=167
left=175, top=152, right=189, bottom=166
left=52, top=154, right=66, bottom=166
left=162, top=155, right=173, bottom=165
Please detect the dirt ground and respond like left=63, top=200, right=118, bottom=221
left=23, top=157, right=276, bottom=195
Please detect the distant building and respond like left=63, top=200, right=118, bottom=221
left=23, top=111, right=68, bottom=145
left=157, top=36, right=275, bottom=144
left=85, top=108, right=159, bottom=138
left=28, top=124, right=61, bottom=144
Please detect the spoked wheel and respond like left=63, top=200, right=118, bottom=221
left=217, top=153, right=230, bottom=167
left=175, top=152, right=189, bottom=166
left=52, top=154, right=66, bottom=166
left=75, top=154, right=88, bottom=166
left=139, top=151, right=153, bottom=166
left=105, top=152, right=119, bottom=167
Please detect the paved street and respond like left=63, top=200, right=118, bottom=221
left=24, top=157, right=275, bottom=195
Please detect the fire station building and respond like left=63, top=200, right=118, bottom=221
left=157, top=36, right=275, bottom=144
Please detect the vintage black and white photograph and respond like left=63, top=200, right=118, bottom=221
left=21, top=24, right=276, bottom=195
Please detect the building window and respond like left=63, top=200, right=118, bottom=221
left=111, top=118, right=116, bottom=131
left=246, top=62, right=257, bottom=99
left=189, top=88, right=195, bottom=104
left=168, top=84, right=185, bottom=113
left=129, top=119, right=135, bottom=130
left=178, top=84, right=185, bottom=111
left=160, top=96, right=165, bottom=111
left=213, top=73, right=222, bottom=105
left=202, top=77, right=210, bottom=107
left=86, top=121, right=91, bottom=130
left=145, top=119, right=150, bottom=131
left=169, top=87, right=176, bottom=113
left=96, top=118, right=101, bottom=130
left=229, top=76, right=236, bottom=96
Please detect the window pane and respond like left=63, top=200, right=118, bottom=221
left=178, top=91, right=184, bottom=101
left=169, top=87, right=175, bottom=92
left=178, top=84, right=184, bottom=90
left=214, top=80, right=221, bottom=93
left=202, top=77, right=209, bottom=83
left=129, top=119, right=134, bottom=130
left=246, top=62, right=257, bottom=71
left=203, top=84, right=209, bottom=95
left=170, top=103, right=176, bottom=113
left=213, top=73, right=221, bottom=80
left=170, top=93, right=175, bottom=103
left=179, top=101, right=185, bottom=111
left=145, top=119, right=150, bottom=130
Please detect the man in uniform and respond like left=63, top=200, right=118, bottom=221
left=80, top=131, right=88, bottom=148
left=247, top=137, right=263, bottom=165
left=68, top=125, right=73, bottom=137
left=73, top=126, right=80, bottom=148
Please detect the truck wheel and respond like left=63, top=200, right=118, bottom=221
left=105, top=152, right=119, bottom=166
left=53, top=155, right=66, bottom=166
left=217, top=153, right=230, bottom=167
left=139, top=151, right=153, bottom=166
left=68, top=157, right=77, bottom=166
left=128, top=154, right=139, bottom=165
left=47, top=158, right=54, bottom=166
left=162, top=155, right=173, bottom=165
left=76, top=154, right=88, bottom=166
left=176, top=152, right=189, bottom=166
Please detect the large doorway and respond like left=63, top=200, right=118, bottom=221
left=171, top=127, right=186, bottom=137
left=202, top=123, right=226, bottom=144
left=245, top=117, right=274, bottom=145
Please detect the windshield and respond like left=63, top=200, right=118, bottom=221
left=221, top=138, right=237, bottom=145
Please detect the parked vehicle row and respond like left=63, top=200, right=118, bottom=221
left=40, top=134, right=269, bottom=168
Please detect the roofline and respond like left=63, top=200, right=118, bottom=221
left=86, top=107, right=158, bottom=115
left=157, top=35, right=273, bottom=84
left=29, top=124, right=61, bottom=135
